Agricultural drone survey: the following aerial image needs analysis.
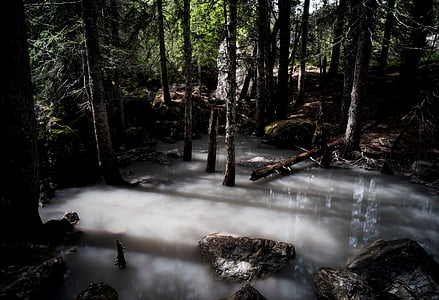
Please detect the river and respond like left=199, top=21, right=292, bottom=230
left=39, top=134, right=439, bottom=300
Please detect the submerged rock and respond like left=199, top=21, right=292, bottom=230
left=223, top=284, right=267, bottom=300
left=314, top=239, right=439, bottom=299
left=198, top=233, right=295, bottom=281
left=75, top=282, right=118, bottom=300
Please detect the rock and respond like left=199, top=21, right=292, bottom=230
left=198, top=233, right=295, bottom=281
left=63, top=211, right=80, bottom=225
left=0, top=257, right=66, bottom=300
left=313, top=268, right=376, bottom=300
left=75, top=282, right=118, bottom=300
left=347, top=239, right=439, bottom=299
left=263, top=119, right=315, bottom=149
left=167, top=148, right=182, bottom=158
left=313, top=239, right=439, bottom=299
left=410, top=160, right=439, bottom=182
left=224, top=284, right=267, bottom=300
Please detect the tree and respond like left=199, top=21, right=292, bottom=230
left=328, top=0, right=346, bottom=77
left=81, top=0, right=125, bottom=185
left=398, top=0, right=433, bottom=110
left=340, top=0, right=360, bottom=128
left=223, top=0, right=237, bottom=187
left=276, top=0, right=293, bottom=120
left=343, top=0, right=377, bottom=156
left=255, top=0, right=270, bottom=136
left=183, top=0, right=193, bottom=161
left=378, top=0, right=396, bottom=69
left=296, top=0, right=310, bottom=107
left=0, top=0, right=43, bottom=239
left=157, top=0, right=172, bottom=106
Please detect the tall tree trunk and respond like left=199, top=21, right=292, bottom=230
left=398, top=0, right=433, bottom=110
left=276, top=0, right=292, bottom=120
left=0, top=0, right=43, bottom=239
left=343, top=0, right=377, bottom=156
left=103, top=0, right=125, bottom=147
left=82, top=0, right=125, bottom=185
left=340, top=0, right=360, bottom=128
left=296, top=0, right=310, bottom=107
left=378, top=0, right=396, bottom=69
left=328, top=0, right=346, bottom=77
left=255, top=0, right=270, bottom=136
left=157, top=0, right=172, bottom=106
left=223, top=0, right=237, bottom=187
left=183, top=0, right=193, bottom=161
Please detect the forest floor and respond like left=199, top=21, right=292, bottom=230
left=173, top=64, right=439, bottom=193
left=279, top=66, right=439, bottom=193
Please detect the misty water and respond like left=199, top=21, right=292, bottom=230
left=39, top=134, right=439, bottom=300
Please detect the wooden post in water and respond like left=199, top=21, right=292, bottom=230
left=206, top=107, right=219, bottom=173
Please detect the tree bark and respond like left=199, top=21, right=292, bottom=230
left=206, top=107, right=219, bottom=173
left=398, top=0, right=433, bottom=110
left=157, top=0, right=172, bottom=106
left=82, top=0, right=125, bottom=185
left=340, top=0, right=360, bottom=128
left=328, top=0, right=346, bottom=77
left=276, top=0, right=292, bottom=120
left=223, top=0, right=237, bottom=187
left=0, top=0, right=43, bottom=239
left=378, top=0, right=396, bottom=69
left=343, top=0, right=377, bottom=156
left=183, top=0, right=193, bottom=161
left=296, top=0, right=310, bottom=107
left=255, top=0, right=270, bottom=137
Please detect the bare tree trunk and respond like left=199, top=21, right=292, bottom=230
left=328, top=0, right=346, bottom=77
left=183, top=0, right=193, bottom=161
left=255, top=0, right=270, bottom=136
left=343, top=0, right=377, bottom=156
left=103, top=0, right=125, bottom=147
left=223, top=0, right=237, bottom=187
left=399, top=0, right=433, bottom=110
left=276, top=0, right=292, bottom=120
left=378, top=0, right=396, bottom=69
left=82, top=0, right=125, bottom=185
left=340, top=0, right=360, bottom=128
left=0, top=0, right=43, bottom=239
left=157, top=0, right=172, bottom=106
left=206, top=107, right=219, bottom=173
left=296, top=0, right=310, bottom=107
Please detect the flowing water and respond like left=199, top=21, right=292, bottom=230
left=39, top=134, right=439, bottom=300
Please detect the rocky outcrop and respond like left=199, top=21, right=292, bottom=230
left=223, top=284, right=267, bottom=300
left=198, top=233, right=295, bottom=281
left=0, top=257, right=66, bottom=300
left=263, top=119, right=315, bottom=149
left=75, top=282, right=118, bottom=300
left=314, top=239, right=439, bottom=299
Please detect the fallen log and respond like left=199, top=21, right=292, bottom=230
left=250, top=147, right=321, bottom=181
left=250, top=138, right=343, bottom=181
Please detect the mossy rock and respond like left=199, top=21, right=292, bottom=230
left=124, top=127, right=157, bottom=149
left=263, top=119, right=315, bottom=149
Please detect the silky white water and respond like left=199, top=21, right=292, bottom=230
left=39, top=134, right=439, bottom=300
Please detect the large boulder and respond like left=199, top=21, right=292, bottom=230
left=314, top=239, right=439, bottom=299
left=75, top=282, right=118, bottom=300
left=263, top=119, right=315, bottom=149
left=198, top=233, right=295, bottom=281
left=223, top=284, right=267, bottom=300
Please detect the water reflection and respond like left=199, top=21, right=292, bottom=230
left=40, top=134, right=439, bottom=300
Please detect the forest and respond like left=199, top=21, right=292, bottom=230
left=1, top=0, right=438, bottom=299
